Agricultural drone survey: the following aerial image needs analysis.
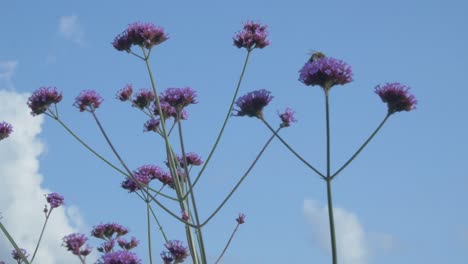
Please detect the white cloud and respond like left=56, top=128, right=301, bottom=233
left=0, top=65, right=92, bottom=262
left=0, top=61, right=17, bottom=90
left=303, top=199, right=369, bottom=264
left=59, top=15, right=85, bottom=45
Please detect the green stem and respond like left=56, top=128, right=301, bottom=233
left=261, top=118, right=325, bottom=179
left=29, top=210, right=52, bottom=263
left=214, top=223, right=240, bottom=264
left=331, top=114, right=391, bottom=179
left=0, top=221, right=30, bottom=264
left=146, top=200, right=153, bottom=264
left=148, top=204, right=169, bottom=243
left=188, top=51, right=252, bottom=195
left=201, top=126, right=279, bottom=227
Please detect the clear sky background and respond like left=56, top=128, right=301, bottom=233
left=0, top=0, right=467, bottom=263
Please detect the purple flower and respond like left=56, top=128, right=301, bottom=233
left=152, top=100, right=189, bottom=120
left=375, top=82, right=417, bottom=114
left=63, top=233, right=92, bottom=256
left=91, top=223, right=129, bottom=239
left=74, top=90, right=103, bottom=112
left=27, top=87, right=63, bottom=116
left=0, top=122, right=13, bottom=141
left=46, top=192, right=64, bottom=209
left=160, top=87, right=197, bottom=111
left=181, top=211, right=189, bottom=221
left=162, top=240, right=189, bottom=263
left=121, top=165, right=166, bottom=192
left=233, top=89, right=273, bottom=118
left=236, top=213, right=246, bottom=224
left=11, top=248, right=29, bottom=262
left=97, top=239, right=116, bottom=253
left=160, top=251, right=174, bottom=264
left=299, top=57, right=353, bottom=90
left=117, top=237, right=139, bottom=251
left=233, top=21, right=270, bottom=50
left=113, top=22, right=168, bottom=52
left=97, top=250, right=141, bottom=264
left=132, top=89, right=155, bottom=109
left=143, top=118, right=160, bottom=132
left=278, top=108, right=297, bottom=128
left=116, top=84, right=133, bottom=101
left=178, top=152, right=203, bottom=167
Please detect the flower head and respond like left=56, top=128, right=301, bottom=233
left=278, top=108, right=297, bottom=128
left=375, top=82, right=417, bottom=114
left=11, top=248, right=29, bottom=262
left=178, top=152, right=203, bottom=167
left=233, top=21, right=270, bottom=50
left=299, top=57, right=353, bottom=90
left=162, top=240, right=189, bottom=263
left=132, top=89, right=155, bottom=109
left=233, top=89, right=273, bottom=118
left=97, top=239, right=116, bottom=253
left=116, top=84, right=133, bottom=101
left=113, top=22, right=168, bottom=52
left=97, top=250, right=141, bottom=264
left=117, top=237, right=139, bottom=251
left=91, top=223, right=129, bottom=239
left=143, top=118, right=160, bottom=132
left=160, top=251, right=174, bottom=264
left=0, top=122, right=13, bottom=141
left=236, top=213, right=246, bottom=224
left=46, top=192, right=64, bottom=209
left=160, top=87, right=197, bottom=111
left=74, top=90, right=103, bottom=112
left=63, top=233, right=92, bottom=256
left=27, top=87, right=63, bottom=116
left=152, top=100, right=189, bottom=120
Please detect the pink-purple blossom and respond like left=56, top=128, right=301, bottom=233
left=233, top=21, right=270, bottom=50
left=236, top=213, right=246, bottom=224
left=160, top=87, right=197, bottom=111
left=62, top=233, right=92, bottom=256
left=278, top=108, right=297, bottom=128
left=0, top=122, right=13, bottom=141
left=91, top=223, right=129, bottom=240
left=299, top=57, right=353, bottom=90
left=117, top=237, right=139, bottom=251
left=27, top=87, right=63, bottom=116
left=11, top=248, right=29, bottom=262
left=46, top=192, right=64, bottom=209
left=97, top=250, right=141, bottom=264
left=178, top=152, right=203, bottom=167
left=116, top=84, right=133, bottom=101
left=113, top=22, right=168, bottom=52
left=162, top=240, right=189, bottom=263
left=375, top=82, right=417, bottom=114
left=233, top=89, right=273, bottom=118
left=132, top=89, right=155, bottom=109
left=74, top=90, right=103, bottom=112
left=143, top=118, right=160, bottom=132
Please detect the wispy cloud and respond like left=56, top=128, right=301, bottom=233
left=0, top=61, right=18, bottom=90
left=58, top=15, right=85, bottom=45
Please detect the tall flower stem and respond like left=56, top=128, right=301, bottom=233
left=214, top=223, right=241, bottom=264
left=30, top=211, right=52, bottom=263
left=0, top=222, right=30, bottom=264
left=145, top=199, right=153, bottom=264
left=324, top=92, right=338, bottom=264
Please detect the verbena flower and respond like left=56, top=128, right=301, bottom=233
left=27, top=87, right=63, bottom=116
left=97, top=250, right=141, bottom=264
left=113, top=22, right=168, bottom=52
left=46, top=192, right=64, bottom=209
left=143, top=118, right=160, bottom=132
left=74, top=90, right=103, bottom=112
left=0, top=122, right=13, bottom=141
left=375, top=82, right=417, bottom=114
left=160, top=251, right=174, bottom=264
left=181, top=211, right=190, bottom=221
left=162, top=240, right=189, bottom=263
left=278, top=108, right=297, bottom=128
left=117, top=237, right=139, bottom=250
left=97, top=239, right=116, bottom=253
left=11, top=248, right=29, bottom=262
left=233, top=21, right=270, bottom=50
left=233, top=89, right=273, bottom=118
left=299, top=57, right=353, bottom=90
left=236, top=213, right=246, bottom=224
left=116, top=84, right=133, bottom=101
left=160, top=87, right=197, bottom=111
left=152, top=100, right=189, bottom=120
left=132, top=89, right=155, bottom=109
left=91, top=223, right=129, bottom=239
left=63, top=233, right=92, bottom=256
left=178, top=152, right=203, bottom=167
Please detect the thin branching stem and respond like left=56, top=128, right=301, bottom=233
left=29, top=210, right=52, bottom=263
left=0, top=221, right=30, bottom=264
left=214, top=223, right=241, bottom=264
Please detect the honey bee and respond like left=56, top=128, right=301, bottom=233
left=308, top=51, right=326, bottom=62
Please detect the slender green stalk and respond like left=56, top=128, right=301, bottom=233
left=0, top=221, right=30, bottom=264
left=146, top=200, right=153, bottom=264
left=214, top=223, right=241, bottom=264
left=148, top=204, right=169, bottom=243
left=261, top=118, right=325, bottom=179
left=331, top=114, right=391, bottom=179
left=324, top=92, right=338, bottom=264
left=201, top=126, right=279, bottom=227
left=29, top=210, right=52, bottom=263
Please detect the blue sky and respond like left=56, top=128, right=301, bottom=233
left=1, top=0, right=467, bottom=263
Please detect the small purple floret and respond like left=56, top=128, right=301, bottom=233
left=160, top=87, right=197, bottom=110
left=144, top=118, right=160, bottom=132
left=116, top=84, right=133, bottom=101
left=63, top=233, right=92, bottom=256
left=233, top=21, right=270, bottom=50
left=0, top=122, right=13, bottom=141
left=113, top=22, right=168, bottom=52
left=91, top=223, right=129, bottom=239
left=236, top=213, right=246, bottom=224
left=97, top=250, right=141, bottom=264
left=47, top=192, right=64, bottom=209
left=117, top=237, right=139, bottom=251
left=11, top=248, right=29, bottom=262
left=74, top=90, right=103, bottom=112
left=233, top=89, right=273, bottom=118
left=162, top=240, right=189, bottom=263
left=132, top=89, right=155, bottom=109
left=278, top=108, right=297, bottom=128
left=375, top=82, right=417, bottom=114
left=27, top=87, right=63, bottom=116
left=178, top=152, right=203, bottom=167
left=153, top=100, right=189, bottom=120
left=299, top=57, right=353, bottom=90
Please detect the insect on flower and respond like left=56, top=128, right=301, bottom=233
left=308, top=51, right=326, bottom=62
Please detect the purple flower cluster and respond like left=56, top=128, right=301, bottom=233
left=233, top=89, right=273, bottom=118
left=113, top=22, right=168, bottom=52
left=233, top=21, right=270, bottom=50
left=132, top=89, right=155, bottom=109
left=121, top=165, right=169, bottom=192
left=11, top=248, right=29, bottom=262
left=161, top=240, right=189, bottom=264
left=178, top=152, right=203, bottom=168
left=97, top=239, right=116, bottom=253
left=117, top=237, right=139, bottom=251
left=46, top=192, right=64, bottom=209
left=160, top=87, right=198, bottom=111
left=97, top=250, right=141, bottom=264
left=91, top=223, right=129, bottom=240
left=62, top=233, right=92, bottom=256
left=236, top=213, right=246, bottom=224
left=116, top=84, right=133, bottom=101
left=375, top=82, right=417, bottom=114
left=27, top=87, right=63, bottom=116
left=74, top=90, right=103, bottom=112
left=153, top=100, right=188, bottom=120
left=143, top=118, right=160, bottom=132
left=0, top=121, right=13, bottom=141
left=278, top=108, right=297, bottom=128
left=299, top=57, right=353, bottom=90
